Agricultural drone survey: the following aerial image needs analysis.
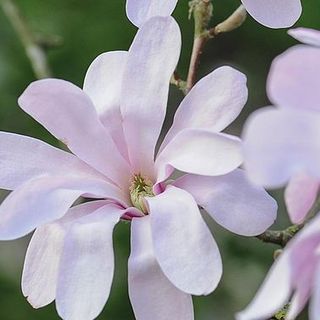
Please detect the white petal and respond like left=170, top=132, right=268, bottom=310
left=0, top=132, right=103, bottom=190
left=126, top=0, right=178, bottom=27
left=147, top=186, right=222, bottom=295
left=243, top=107, right=320, bottom=188
left=156, top=129, right=242, bottom=183
left=285, top=173, right=319, bottom=224
left=236, top=250, right=292, bottom=320
left=160, top=66, right=247, bottom=150
left=0, top=175, right=126, bottom=240
left=83, top=51, right=129, bottom=160
left=21, top=201, right=106, bottom=308
left=268, top=45, right=320, bottom=113
left=18, top=78, right=130, bottom=186
left=288, top=28, right=320, bottom=47
left=56, top=204, right=122, bottom=320
left=129, top=216, right=194, bottom=320
left=241, top=0, right=301, bottom=28
left=309, top=263, right=320, bottom=320
left=174, top=169, right=277, bottom=236
left=121, top=16, right=181, bottom=178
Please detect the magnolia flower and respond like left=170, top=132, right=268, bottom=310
left=0, top=16, right=276, bottom=320
left=126, top=0, right=302, bottom=29
left=243, top=42, right=320, bottom=224
left=237, top=214, right=320, bottom=320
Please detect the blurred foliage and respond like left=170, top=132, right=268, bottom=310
left=0, top=0, right=319, bottom=319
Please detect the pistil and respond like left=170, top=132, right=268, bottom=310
left=129, top=174, right=154, bottom=214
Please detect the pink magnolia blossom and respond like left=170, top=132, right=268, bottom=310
left=126, top=0, right=302, bottom=29
left=243, top=43, right=320, bottom=224
left=0, top=16, right=277, bottom=320
left=237, top=214, right=320, bottom=320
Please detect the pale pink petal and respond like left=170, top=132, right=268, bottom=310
left=241, top=0, right=301, bottom=28
left=0, top=175, right=126, bottom=240
left=121, top=16, right=181, bottom=178
left=0, top=131, right=105, bottom=190
left=238, top=216, right=320, bottom=320
left=287, top=231, right=320, bottom=319
left=83, top=51, right=129, bottom=160
left=243, top=107, right=320, bottom=188
left=129, top=216, right=194, bottom=320
left=288, top=28, right=320, bottom=47
left=268, top=46, right=320, bottom=112
left=285, top=173, right=320, bottom=224
left=18, top=78, right=130, bottom=186
left=287, top=292, right=309, bottom=320
left=174, top=169, right=277, bottom=236
left=83, top=51, right=127, bottom=117
left=309, top=264, right=320, bottom=320
left=160, top=66, right=247, bottom=151
left=56, top=204, right=122, bottom=320
left=22, top=223, right=64, bottom=308
left=147, top=186, right=222, bottom=295
left=156, top=129, right=242, bottom=183
left=21, top=201, right=106, bottom=308
left=126, top=0, right=178, bottom=27
left=236, top=250, right=292, bottom=320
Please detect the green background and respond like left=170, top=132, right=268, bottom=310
left=0, top=0, right=318, bottom=319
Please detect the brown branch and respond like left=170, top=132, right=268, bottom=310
left=0, top=0, right=52, bottom=79
left=184, top=2, right=247, bottom=93
left=257, top=196, right=320, bottom=247
left=256, top=224, right=303, bottom=247
left=186, top=35, right=209, bottom=91
left=170, top=71, right=187, bottom=93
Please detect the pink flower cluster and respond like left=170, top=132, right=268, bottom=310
left=238, top=28, right=320, bottom=320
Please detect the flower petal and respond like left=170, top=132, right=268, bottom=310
left=156, top=129, right=242, bottom=183
left=21, top=201, right=106, bottom=308
left=288, top=28, right=320, bottom=47
left=121, top=16, right=181, bottom=178
left=285, top=173, right=320, bottom=224
left=309, top=264, right=320, bottom=320
left=126, top=0, right=178, bottom=27
left=236, top=250, right=292, bottom=320
left=147, top=186, right=222, bottom=295
left=268, top=45, right=320, bottom=112
left=83, top=51, right=127, bottom=117
left=129, top=216, right=194, bottom=320
left=18, top=78, right=130, bottom=186
left=243, top=107, right=320, bottom=188
left=287, top=231, right=320, bottom=320
left=0, top=175, right=126, bottom=240
left=83, top=51, right=129, bottom=160
left=22, top=223, right=64, bottom=308
left=241, top=0, right=301, bottom=28
left=174, top=169, right=277, bottom=236
left=0, top=131, right=105, bottom=190
left=56, top=204, right=122, bottom=320
left=160, top=66, right=247, bottom=151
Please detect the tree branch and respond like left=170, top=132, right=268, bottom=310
left=0, top=0, right=52, bottom=79
left=257, top=196, right=320, bottom=247
left=171, top=2, right=247, bottom=93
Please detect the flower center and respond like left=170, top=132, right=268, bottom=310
left=129, top=174, right=154, bottom=214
